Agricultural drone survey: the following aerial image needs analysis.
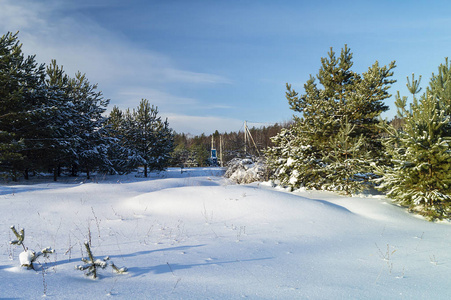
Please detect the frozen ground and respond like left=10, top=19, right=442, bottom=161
left=0, top=168, right=450, bottom=299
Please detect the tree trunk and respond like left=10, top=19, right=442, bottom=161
left=71, top=164, right=77, bottom=176
left=144, top=165, right=148, bottom=177
left=53, top=167, right=58, bottom=182
left=12, top=170, right=18, bottom=182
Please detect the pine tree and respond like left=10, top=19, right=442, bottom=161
left=170, top=142, right=190, bottom=167
left=106, top=106, right=145, bottom=174
left=32, top=59, right=76, bottom=180
left=107, top=100, right=174, bottom=177
left=0, top=33, right=111, bottom=181
left=376, top=60, right=451, bottom=220
left=266, top=124, right=315, bottom=190
left=0, top=32, right=50, bottom=180
left=322, top=117, right=370, bottom=194
left=106, top=106, right=126, bottom=174
left=130, top=99, right=173, bottom=177
left=267, top=45, right=396, bottom=193
left=67, top=72, right=111, bottom=179
left=148, top=116, right=173, bottom=171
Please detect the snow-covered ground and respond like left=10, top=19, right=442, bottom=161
left=1, top=168, right=450, bottom=299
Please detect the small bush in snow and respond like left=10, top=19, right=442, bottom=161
left=225, top=157, right=271, bottom=184
left=76, top=242, right=127, bottom=279
left=9, top=226, right=54, bottom=270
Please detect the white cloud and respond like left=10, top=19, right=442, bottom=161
left=114, top=87, right=199, bottom=110
left=0, top=0, right=235, bottom=133
left=160, top=68, right=232, bottom=84
left=164, top=114, right=243, bottom=135
left=0, top=0, right=230, bottom=91
left=0, top=1, right=45, bottom=30
left=116, top=88, right=235, bottom=111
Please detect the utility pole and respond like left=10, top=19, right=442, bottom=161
left=244, top=120, right=248, bottom=155
left=243, top=120, right=260, bottom=157
left=220, top=135, right=224, bottom=167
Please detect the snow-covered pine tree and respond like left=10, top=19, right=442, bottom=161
left=266, top=120, right=319, bottom=190
left=322, top=117, right=370, bottom=194
left=31, top=59, right=78, bottom=180
left=106, top=106, right=126, bottom=174
left=131, top=99, right=173, bottom=177
left=67, top=72, right=111, bottom=179
left=1, top=33, right=115, bottom=181
left=147, top=116, right=173, bottom=171
left=376, top=62, right=451, bottom=220
left=106, top=106, right=145, bottom=174
left=108, top=100, right=173, bottom=177
left=267, top=46, right=396, bottom=193
left=0, top=32, right=53, bottom=180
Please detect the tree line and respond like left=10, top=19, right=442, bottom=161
left=0, top=32, right=173, bottom=181
left=266, top=45, right=451, bottom=220
left=170, top=122, right=290, bottom=167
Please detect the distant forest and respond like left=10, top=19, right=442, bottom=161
left=170, top=122, right=292, bottom=167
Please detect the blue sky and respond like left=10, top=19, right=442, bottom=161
left=1, top=0, right=451, bottom=134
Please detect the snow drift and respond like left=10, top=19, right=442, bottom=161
left=0, top=168, right=450, bottom=299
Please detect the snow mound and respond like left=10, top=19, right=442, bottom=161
left=1, top=168, right=451, bottom=299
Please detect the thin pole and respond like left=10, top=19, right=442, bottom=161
left=220, top=135, right=224, bottom=167
left=244, top=121, right=247, bottom=155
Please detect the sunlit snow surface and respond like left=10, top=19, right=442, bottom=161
left=0, top=168, right=450, bottom=299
